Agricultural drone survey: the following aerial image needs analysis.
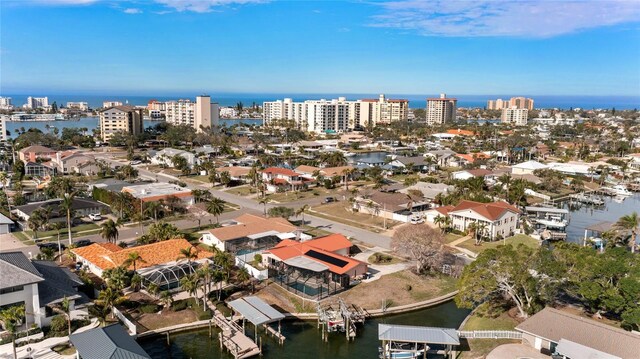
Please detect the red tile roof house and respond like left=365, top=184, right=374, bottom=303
left=261, top=167, right=308, bottom=193
left=18, top=145, right=58, bottom=163
left=262, top=234, right=368, bottom=300
left=439, top=200, right=522, bottom=240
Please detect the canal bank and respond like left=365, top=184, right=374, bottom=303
left=139, top=298, right=470, bottom=358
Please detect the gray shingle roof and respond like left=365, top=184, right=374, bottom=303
left=0, top=212, right=13, bottom=225
left=32, top=261, right=88, bottom=307
left=0, top=252, right=44, bottom=289
left=15, top=197, right=108, bottom=218
left=70, top=324, right=151, bottom=359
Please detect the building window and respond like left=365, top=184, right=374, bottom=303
left=0, top=285, right=24, bottom=295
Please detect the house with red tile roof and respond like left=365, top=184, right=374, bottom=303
left=447, top=200, right=522, bottom=240
left=262, top=234, right=367, bottom=299
left=454, top=153, right=491, bottom=167
left=261, top=167, right=307, bottom=192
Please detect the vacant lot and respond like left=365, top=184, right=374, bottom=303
left=310, top=202, right=401, bottom=232
left=337, top=270, right=458, bottom=310
left=460, top=309, right=521, bottom=359
left=456, top=234, right=540, bottom=255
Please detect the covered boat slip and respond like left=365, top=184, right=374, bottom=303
left=228, top=296, right=286, bottom=345
left=378, top=324, right=460, bottom=359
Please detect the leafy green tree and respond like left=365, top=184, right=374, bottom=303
left=219, top=171, right=231, bottom=187
left=147, top=222, right=182, bottom=242
left=171, top=154, right=190, bottom=176
left=268, top=206, right=295, bottom=219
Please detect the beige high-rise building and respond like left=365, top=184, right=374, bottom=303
left=166, top=96, right=218, bottom=131
left=195, top=95, right=219, bottom=130
left=426, top=94, right=457, bottom=125
left=102, top=101, right=123, bottom=108
left=488, top=97, right=534, bottom=110
left=501, top=107, right=528, bottom=126
left=99, top=105, right=144, bottom=142
left=357, top=94, right=409, bottom=128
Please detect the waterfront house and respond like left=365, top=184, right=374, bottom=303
left=425, top=149, right=457, bottom=168
left=439, top=200, right=521, bottom=240
left=262, top=234, right=367, bottom=299
left=25, top=161, right=57, bottom=177
left=73, top=239, right=213, bottom=291
left=0, top=252, right=88, bottom=328
left=515, top=307, right=640, bottom=359
left=387, top=156, right=434, bottom=173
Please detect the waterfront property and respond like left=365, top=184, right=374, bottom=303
left=378, top=323, right=460, bottom=359
left=73, top=239, right=212, bottom=291
left=0, top=252, right=88, bottom=328
left=99, top=105, right=144, bottom=142
left=429, top=200, right=521, bottom=240
left=515, top=307, right=640, bottom=359
left=70, top=323, right=152, bottom=359
left=352, top=191, right=430, bottom=223
left=228, top=296, right=286, bottom=345
left=263, top=234, right=367, bottom=300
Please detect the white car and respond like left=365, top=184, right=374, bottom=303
left=88, top=213, right=102, bottom=221
left=409, top=216, right=424, bottom=225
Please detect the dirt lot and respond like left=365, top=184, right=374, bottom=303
left=135, top=308, right=198, bottom=330
left=310, top=202, right=401, bottom=232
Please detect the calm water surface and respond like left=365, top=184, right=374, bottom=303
left=140, top=301, right=470, bottom=359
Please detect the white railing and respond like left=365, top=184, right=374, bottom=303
left=112, top=307, right=137, bottom=335
left=458, top=330, right=522, bottom=339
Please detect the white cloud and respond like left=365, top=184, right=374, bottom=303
left=154, top=0, right=268, bottom=13
left=123, top=8, right=142, bottom=14
left=370, top=0, right=640, bottom=37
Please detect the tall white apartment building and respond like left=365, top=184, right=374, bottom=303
left=0, top=97, right=13, bottom=110
left=263, top=94, right=409, bottom=132
left=501, top=107, right=528, bottom=126
left=26, top=97, right=49, bottom=109
left=0, top=115, right=7, bottom=142
left=99, top=105, right=144, bottom=142
left=165, top=96, right=219, bottom=131
left=103, top=101, right=123, bottom=108
left=66, top=102, right=89, bottom=111
left=426, top=94, right=457, bottom=125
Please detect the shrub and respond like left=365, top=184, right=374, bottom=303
left=171, top=300, right=189, bottom=311
left=198, top=311, right=213, bottom=320
left=404, top=284, right=412, bottom=292
left=140, top=304, right=161, bottom=314
left=49, top=315, right=67, bottom=336
left=254, top=254, right=262, bottom=263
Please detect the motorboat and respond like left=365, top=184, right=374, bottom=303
left=537, top=216, right=568, bottom=229
left=379, top=343, right=428, bottom=359
left=611, top=185, right=633, bottom=196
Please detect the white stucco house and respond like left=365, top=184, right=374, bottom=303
left=151, top=148, right=197, bottom=168
left=511, top=160, right=548, bottom=175
left=433, top=200, right=522, bottom=240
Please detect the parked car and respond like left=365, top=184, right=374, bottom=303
left=323, top=197, right=336, bottom=204
left=130, top=160, right=142, bottom=165
left=74, top=239, right=92, bottom=248
left=409, top=215, right=424, bottom=225
left=37, top=242, right=66, bottom=251
left=88, top=213, right=102, bottom=221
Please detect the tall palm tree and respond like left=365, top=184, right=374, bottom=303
left=97, top=287, right=122, bottom=319
left=615, top=212, right=639, bottom=254
left=196, top=264, right=214, bottom=308
left=177, top=246, right=198, bottom=265
left=88, top=303, right=110, bottom=327
left=28, top=209, right=45, bottom=240
left=179, top=274, right=200, bottom=308
left=100, top=219, right=120, bottom=244
left=342, top=167, right=355, bottom=191
left=51, top=297, right=72, bottom=336
left=61, top=192, right=75, bottom=245
left=258, top=197, right=271, bottom=216
left=145, top=201, right=162, bottom=221
left=206, top=197, right=225, bottom=224
left=295, top=204, right=310, bottom=226
left=122, top=252, right=146, bottom=271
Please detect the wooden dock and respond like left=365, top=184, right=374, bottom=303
left=210, top=308, right=261, bottom=359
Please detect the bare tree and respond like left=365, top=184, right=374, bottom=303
left=392, top=224, right=445, bottom=274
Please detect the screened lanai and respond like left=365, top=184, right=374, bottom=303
left=138, top=259, right=217, bottom=291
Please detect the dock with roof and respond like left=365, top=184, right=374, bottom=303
left=378, top=324, right=460, bottom=359
left=228, top=296, right=286, bottom=345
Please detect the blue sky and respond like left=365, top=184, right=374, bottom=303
left=1, top=0, right=639, bottom=96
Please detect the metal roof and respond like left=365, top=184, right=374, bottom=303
left=525, top=207, right=569, bottom=214
left=586, top=221, right=616, bottom=233
left=228, top=296, right=285, bottom=326
left=378, top=324, right=460, bottom=345
left=70, top=324, right=151, bottom=359
left=556, top=339, right=621, bottom=359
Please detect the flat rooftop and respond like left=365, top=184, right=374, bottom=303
left=122, top=183, right=192, bottom=199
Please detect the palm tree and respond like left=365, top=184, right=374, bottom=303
left=0, top=304, right=25, bottom=359
left=498, top=174, right=512, bottom=201
left=61, top=192, right=75, bottom=245
left=177, top=246, right=198, bottom=265
left=434, top=215, right=451, bottom=234
left=145, top=201, right=162, bottom=221
left=258, top=197, right=271, bottom=216
left=179, top=274, right=200, bottom=308
left=342, top=167, right=355, bottom=191
left=236, top=267, right=250, bottom=288
left=295, top=204, right=310, bottom=225
left=615, top=212, right=639, bottom=254
left=51, top=297, right=72, bottom=336
left=28, top=209, right=46, bottom=239
left=88, top=303, right=110, bottom=327
left=113, top=192, right=133, bottom=219
left=122, top=252, right=146, bottom=271
left=146, top=282, right=160, bottom=297
left=206, top=197, right=225, bottom=223
left=97, top=287, right=122, bottom=319
left=159, top=290, right=173, bottom=311
left=100, top=219, right=120, bottom=244
left=197, top=264, right=214, bottom=308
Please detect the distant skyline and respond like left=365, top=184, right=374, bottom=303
left=1, top=0, right=640, bottom=96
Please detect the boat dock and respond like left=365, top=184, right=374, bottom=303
left=317, top=298, right=369, bottom=341
left=378, top=324, right=460, bottom=359
left=541, top=230, right=567, bottom=241
left=568, top=193, right=604, bottom=206
left=211, top=309, right=261, bottom=359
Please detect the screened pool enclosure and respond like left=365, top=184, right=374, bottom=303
left=138, top=259, right=217, bottom=291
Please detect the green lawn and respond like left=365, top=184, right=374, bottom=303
left=310, top=202, right=400, bottom=233
left=300, top=224, right=334, bottom=238
left=445, top=233, right=463, bottom=244
left=367, top=252, right=405, bottom=265
left=460, top=310, right=521, bottom=359
left=225, top=186, right=257, bottom=197
left=266, top=188, right=334, bottom=203
left=456, top=234, right=540, bottom=255
left=190, top=175, right=210, bottom=183
left=13, top=232, right=35, bottom=245
left=26, top=223, right=100, bottom=240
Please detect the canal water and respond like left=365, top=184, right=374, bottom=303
left=5, top=118, right=263, bottom=138
left=562, top=193, right=640, bottom=245
left=140, top=301, right=470, bottom=359
left=349, top=151, right=391, bottom=165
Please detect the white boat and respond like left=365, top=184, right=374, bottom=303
left=612, top=185, right=633, bottom=196
left=537, top=216, right=568, bottom=229
left=379, top=343, right=428, bottom=359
